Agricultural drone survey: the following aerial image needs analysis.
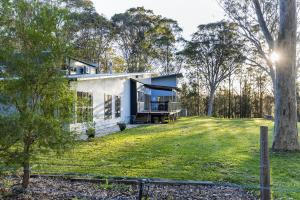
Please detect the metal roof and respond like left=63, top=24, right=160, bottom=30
left=143, top=84, right=180, bottom=91
left=131, top=78, right=180, bottom=91
left=151, top=73, right=183, bottom=80
left=67, top=73, right=154, bottom=81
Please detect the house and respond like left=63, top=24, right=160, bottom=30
left=0, top=57, right=182, bottom=136
left=68, top=72, right=182, bottom=135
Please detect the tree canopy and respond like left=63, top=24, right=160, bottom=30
left=181, top=22, right=245, bottom=116
left=112, top=7, right=182, bottom=73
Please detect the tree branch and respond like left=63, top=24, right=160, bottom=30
left=252, top=0, right=275, bottom=49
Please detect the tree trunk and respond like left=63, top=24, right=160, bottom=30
left=228, top=74, right=231, bottom=118
left=22, top=160, right=30, bottom=188
left=273, top=0, right=300, bottom=151
left=22, top=142, right=31, bottom=188
left=207, top=88, right=215, bottom=117
left=259, top=75, right=263, bottom=118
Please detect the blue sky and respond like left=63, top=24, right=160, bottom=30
left=91, top=0, right=225, bottom=39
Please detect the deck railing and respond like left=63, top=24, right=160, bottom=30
left=137, top=101, right=181, bottom=113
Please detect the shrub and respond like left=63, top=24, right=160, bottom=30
left=117, top=122, right=126, bottom=131
left=86, top=127, right=95, bottom=139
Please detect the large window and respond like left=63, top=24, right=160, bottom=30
left=76, top=92, right=93, bottom=123
left=104, top=94, right=112, bottom=120
left=115, top=96, right=121, bottom=118
left=137, top=91, right=144, bottom=102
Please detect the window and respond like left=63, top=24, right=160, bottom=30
left=76, top=92, right=93, bottom=123
left=104, top=94, right=112, bottom=120
left=137, top=91, right=144, bottom=102
left=115, top=96, right=121, bottom=118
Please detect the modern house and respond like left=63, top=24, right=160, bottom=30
left=68, top=72, right=182, bottom=135
left=0, top=57, right=182, bottom=136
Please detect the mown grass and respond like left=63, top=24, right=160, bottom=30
left=31, top=117, right=300, bottom=199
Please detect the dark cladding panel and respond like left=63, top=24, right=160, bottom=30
left=130, top=79, right=137, bottom=116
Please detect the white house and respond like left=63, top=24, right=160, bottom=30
left=68, top=72, right=182, bottom=136
left=0, top=57, right=182, bottom=137
left=68, top=73, right=151, bottom=135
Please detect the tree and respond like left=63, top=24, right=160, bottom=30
left=69, top=2, right=115, bottom=70
left=112, top=7, right=182, bottom=73
left=272, top=0, right=299, bottom=150
left=0, top=0, right=75, bottom=188
left=182, top=22, right=244, bottom=116
left=219, top=0, right=300, bottom=150
left=218, top=0, right=279, bottom=95
left=151, top=18, right=183, bottom=74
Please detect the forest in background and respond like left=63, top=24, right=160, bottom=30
left=2, top=0, right=300, bottom=120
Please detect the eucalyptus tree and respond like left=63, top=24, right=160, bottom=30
left=151, top=18, right=183, bottom=74
left=272, top=0, right=299, bottom=150
left=112, top=7, right=182, bottom=73
left=218, top=0, right=280, bottom=94
left=66, top=1, right=115, bottom=70
left=182, top=22, right=245, bottom=116
left=219, top=0, right=300, bottom=151
left=0, top=0, right=75, bottom=188
left=111, top=7, right=158, bottom=72
left=73, top=11, right=114, bottom=69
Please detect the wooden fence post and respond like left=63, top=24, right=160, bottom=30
left=260, top=126, right=271, bottom=200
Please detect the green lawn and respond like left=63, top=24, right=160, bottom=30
left=33, top=117, right=300, bottom=199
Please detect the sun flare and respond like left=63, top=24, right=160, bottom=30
left=270, top=51, right=280, bottom=63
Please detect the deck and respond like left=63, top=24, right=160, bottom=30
left=134, top=106, right=181, bottom=124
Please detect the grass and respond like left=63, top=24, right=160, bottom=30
left=31, top=117, right=300, bottom=199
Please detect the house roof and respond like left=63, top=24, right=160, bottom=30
left=151, top=73, right=183, bottom=80
left=131, top=78, right=180, bottom=91
left=143, top=83, right=180, bottom=91
left=67, top=72, right=154, bottom=81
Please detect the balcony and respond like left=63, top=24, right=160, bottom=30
left=138, top=101, right=181, bottom=113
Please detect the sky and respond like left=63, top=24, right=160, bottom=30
left=91, top=0, right=226, bottom=39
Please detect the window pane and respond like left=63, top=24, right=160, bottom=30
left=76, top=91, right=93, bottom=123
left=104, top=94, right=112, bottom=120
left=115, top=96, right=121, bottom=118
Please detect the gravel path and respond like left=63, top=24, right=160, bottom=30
left=1, top=176, right=258, bottom=200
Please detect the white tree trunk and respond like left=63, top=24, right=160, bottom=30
left=207, top=88, right=215, bottom=117
left=273, top=0, right=300, bottom=151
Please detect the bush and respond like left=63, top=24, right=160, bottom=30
left=86, top=128, right=95, bottom=139
left=117, top=122, right=126, bottom=131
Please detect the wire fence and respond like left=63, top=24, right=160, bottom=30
left=1, top=163, right=300, bottom=197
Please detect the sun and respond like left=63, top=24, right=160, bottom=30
left=270, top=51, right=280, bottom=63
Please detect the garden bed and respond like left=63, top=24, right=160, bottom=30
left=1, top=176, right=257, bottom=200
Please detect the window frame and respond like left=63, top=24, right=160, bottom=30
left=104, top=94, right=113, bottom=120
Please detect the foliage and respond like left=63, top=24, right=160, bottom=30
left=117, top=122, right=126, bottom=132
left=217, top=0, right=279, bottom=91
left=86, top=128, right=95, bottom=139
left=181, top=21, right=245, bottom=116
left=69, top=2, right=115, bottom=71
left=180, top=71, right=273, bottom=118
left=112, top=7, right=182, bottom=73
left=86, top=121, right=96, bottom=139
left=0, top=0, right=76, bottom=188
